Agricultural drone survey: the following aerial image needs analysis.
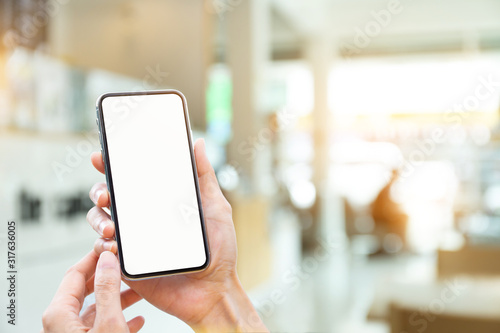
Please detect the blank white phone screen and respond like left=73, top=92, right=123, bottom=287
left=101, top=93, right=207, bottom=276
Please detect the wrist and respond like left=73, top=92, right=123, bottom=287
left=193, top=273, right=268, bottom=333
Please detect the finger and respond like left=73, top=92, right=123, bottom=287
left=54, top=251, right=99, bottom=303
left=80, top=288, right=142, bottom=327
left=89, top=182, right=110, bottom=207
left=120, top=288, right=143, bottom=310
left=43, top=252, right=99, bottom=332
left=87, top=206, right=115, bottom=238
left=85, top=273, right=95, bottom=297
left=94, top=238, right=118, bottom=255
left=194, top=138, right=224, bottom=200
left=194, top=138, right=216, bottom=179
left=50, top=251, right=99, bottom=313
left=91, top=151, right=106, bottom=174
left=127, top=316, right=145, bottom=333
left=94, top=251, right=124, bottom=323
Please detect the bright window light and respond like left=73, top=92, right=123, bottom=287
left=286, top=67, right=314, bottom=116
left=265, top=61, right=314, bottom=116
left=328, top=54, right=500, bottom=115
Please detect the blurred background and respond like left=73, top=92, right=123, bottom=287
left=1, top=0, right=500, bottom=332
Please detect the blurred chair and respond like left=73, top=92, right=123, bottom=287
left=370, top=169, right=408, bottom=254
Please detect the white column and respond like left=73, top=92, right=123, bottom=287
left=226, top=0, right=271, bottom=192
left=304, top=38, right=335, bottom=246
left=307, top=38, right=332, bottom=189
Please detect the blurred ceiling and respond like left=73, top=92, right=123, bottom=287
left=44, top=0, right=500, bottom=64
left=270, top=0, right=500, bottom=56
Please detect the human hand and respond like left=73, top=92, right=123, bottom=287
left=42, top=251, right=145, bottom=333
left=87, top=139, right=268, bottom=332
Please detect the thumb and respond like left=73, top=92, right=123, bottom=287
left=194, top=138, right=224, bottom=200
left=94, top=251, right=125, bottom=326
left=194, top=138, right=215, bottom=179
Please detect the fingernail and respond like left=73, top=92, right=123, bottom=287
left=104, top=241, right=114, bottom=252
left=98, top=251, right=117, bottom=269
left=99, top=221, right=109, bottom=235
left=94, top=190, right=104, bottom=203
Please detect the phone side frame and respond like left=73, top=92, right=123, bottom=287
left=95, top=89, right=211, bottom=280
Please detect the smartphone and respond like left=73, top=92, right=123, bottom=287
left=95, top=90, right=210, bottom=279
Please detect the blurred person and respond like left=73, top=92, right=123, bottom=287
left=371, top=169, right=408, bottom=254
left=82, top=138, right=269, bottom=332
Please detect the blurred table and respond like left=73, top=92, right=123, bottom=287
left=368, top=271, right=500, bottom=332
left=438, top=245, right=500, bottom=278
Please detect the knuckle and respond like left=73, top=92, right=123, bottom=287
left=88, top=210, right=110, bottom=234
left=218, top=197, right=232, bottom=214
left=41, top=308, right=55, bottom=329
left=97, top=318, right=128, bottom=332
left=209, top=168, right=218, bottom=181
left=64, top=263, right=78, bottom=276
left=223, top=200, right=233, bottom=215
left=95, top=275, right=119, bottom=294
left=213, top=200, right=232, bottom=217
